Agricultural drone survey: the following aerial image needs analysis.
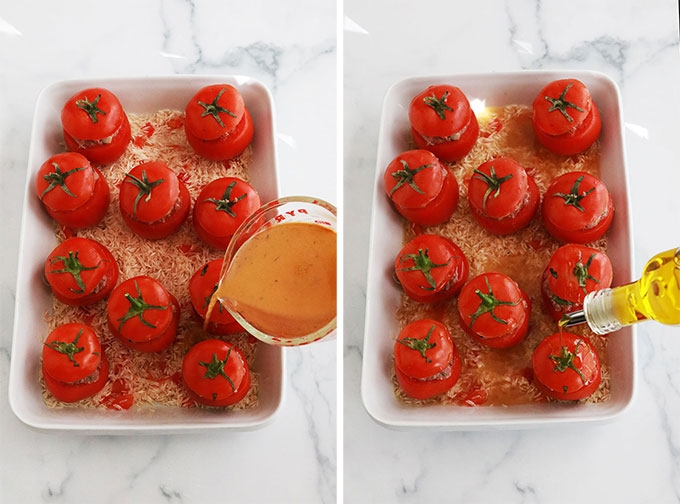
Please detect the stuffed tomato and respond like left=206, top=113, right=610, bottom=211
left=467, top=157, right=539, bottom=235
left=35, top=152, right=110, bottom=229
left=541, top=171, right=613, bottom=243
left=383, top=149, right=459, bottom=226
left=192, top=177, right=260, bottom=249
left=189, top=258, right=244, bottom=335
left=45, top=237, right=119, bottom=306
left=541, top=244, right=613, bottom=322
left=182, top=339, right=251, bottom=407
left=532, top=79, right=601, bottom=156
left=61, top=87, right=131, bottom=165
left=409, top=84, right=479, bottom=163
left=119, top=161, right=191, bottom=240
left=457, top=272, right=531, bottom=348
left=394, top=233, right=468, bottom=304
left=106, top=276, right=179, bottom=353
left=184, top=84, right=254, bottom=161
left=42, top=323, right=109, bottom=403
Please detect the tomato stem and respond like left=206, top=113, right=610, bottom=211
left=116, top=280, right=170, bottom=332
left=573, top=253, right=600, bottom=292
left=199, top=349, right=236, bottom=391
left=423, top=90, right=454, bottom=120
left=551, top=175, right=594, bottom=212
left=76, top=93, right=106, bottom=124
left=124, top=170, right=165, bottom=216
left=197, top=87, right=237, bottom=128
left=48, top=251, right=101, bottom=294
left=543, top=82, right=585, bottom=123
left=397, top=247, right=451, bottom=290
left=469, top=276, right=520, bottom=328
left=40, top=162, right=88, bottom=199
left=389, top=160, right=433, bottom=197
left=44, top=328, right=85, bottom=367
left=472, top=165, right=513, bottom=212
left=397, top=324, right=437, bottom=362
left=549, top=341, right=587, bottom=385
left=204, top=180, right=246, bottom=217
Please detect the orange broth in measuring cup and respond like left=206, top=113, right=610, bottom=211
left=211, top=221, right=337, bottom=341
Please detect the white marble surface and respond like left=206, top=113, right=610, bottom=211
left=344, top=0, right=680, bottom=503
left=0, top=1, right=336, bottom=503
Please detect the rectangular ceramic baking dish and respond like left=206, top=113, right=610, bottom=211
left=361, top=70, right=636, bottom=429
left=10, top=75, right=284, bottom=433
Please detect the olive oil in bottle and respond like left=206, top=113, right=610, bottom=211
left=561, top=247, right=680, bottom=335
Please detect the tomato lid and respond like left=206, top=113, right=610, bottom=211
left=193, top=177, right=260, bottom=238
left=458, top=273, right=528, bottom=339
left=542, top=172, right=612, bottom=233
left=42, top=322, right=102, bottom=383
left=393, top=319, right=454, bottom=380
left=395, top=234, right=459, bottom=292
left=532, top=79, right=592, bottom=136
left=544, top=244, right=613, bottom=302
left=36, top=152, right=95, bottom=212
left=45, top=237, right=109, bottom=299
left=384, top=150, right=446, bottom=210
left=467, top=157, right=529, bottom=220
left=107, top=276, right=175, bottom=341
left=184, top=84, right=246, bottom=141
left=409, top=85, right=473, bottom=138
left=119, top=161, right=180, bottom=223
left=61, top=87, right=126, bottom=140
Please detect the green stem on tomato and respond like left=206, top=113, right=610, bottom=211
left=468, top=276, right=520, bottom=328
left=49, top=251, right=101, bottom=294
left=543, top=82, right=585, bottom=123
left=549, top=340, right=587, bottom=385
left=40, top=162, right=88, bottom=199
left=397, top=325, right=437, bottom=363
left=124, top=170, right=165, bottom=216
left=44, top=328, right=85, bottom=367
left=199, top=349, right=236, bottom=391
left=76, top=94, right=106, bottom=124
left=472, top=165, right=513, bottom=213
left=423, top=90, right=453, bottom=120
left=197, top=87, right=237, bottom=128
left=551, top=175, right=594, bottom=212
left=389, top=160, right=433, bottom=197
left=116, top=280, right=170, bottom=332
left=397, top=247, right=451, bottom=290
left=204, top=180, right=246, bottom=217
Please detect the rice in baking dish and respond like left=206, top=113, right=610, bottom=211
left=41, top=110, right=259, bottom=410
left=392, top=104, right=611, bottom=406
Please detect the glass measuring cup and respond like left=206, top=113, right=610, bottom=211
left=207, top=196, right=337, bottom=346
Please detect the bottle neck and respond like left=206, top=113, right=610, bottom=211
left=582, top=288, right=624, bottom=335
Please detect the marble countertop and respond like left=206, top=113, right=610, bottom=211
left=0, top=1, right=336, bottom=503
left=344, top=0, right=680, bottom=503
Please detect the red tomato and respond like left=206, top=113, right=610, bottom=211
left=532, top=332, right=601, bottom=401
left=532, top=79, right=601, bottom=156
left=182, top=339, right=251, bottom=407
left=393, top=319, right=461, bottom=400
left=35, top=152, right=110, bottom=229
left=42, top=323, right=109, bottom=402
left=184, top=84, right=254, bottom=161
left=457, top=272, right=531, bottom=348
left=467, top=157, right=540, bottom=235
left=44, top=237, right=119, bottom=306
left=409, top=84, right=479, bottom=162
left=541, top=244, right=613, bottom=321
left=61, top=87, right=131, bottom=165
left=192, top=177, right=261, bottom=249
left=394, top=234, right=469, bottom=304
left=541, top=171, right=614, bottom=243
left=106, top=276, right=179, bottom=353
left=383, top=149, right=459, bottom=226
left=119, top=161, right=191, bottom=240
left=189, top=259, right=244, bottom=335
